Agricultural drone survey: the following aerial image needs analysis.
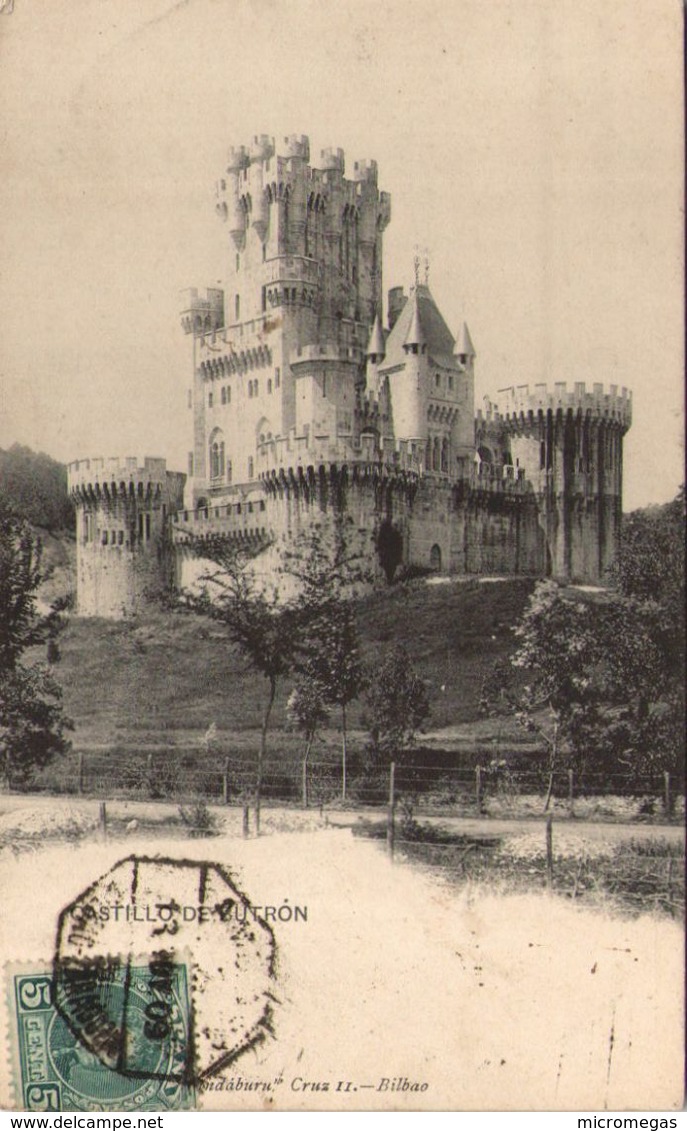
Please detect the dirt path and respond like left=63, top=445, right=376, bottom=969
left=0, top=791, right=683, bottom=845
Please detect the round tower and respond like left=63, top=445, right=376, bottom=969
left=68, top=457, right=186, bottom=618
left=496, top=382, right=632, bottom=582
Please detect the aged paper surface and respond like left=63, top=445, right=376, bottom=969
left=0, top=0, right=684, bottom=1114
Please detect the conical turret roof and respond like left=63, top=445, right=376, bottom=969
left=380, top=283, right=457, bottom=370
left=403, top=292, right=426, bottom=349
left=366, top=313, right=386, bottom=358
left=457, top=322, right=476, bottom=357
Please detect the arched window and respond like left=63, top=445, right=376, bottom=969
left=248, top=457, right=254, bottom=479
left=209, top=429, right=225, bottom=480
left=433, top=436, right=441, bottom=471
left=441, top=437, right=449, bottom=472
left=430, top=544, right=442, bottom=571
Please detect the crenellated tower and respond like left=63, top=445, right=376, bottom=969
left=68, top=458, right=185, bottom=617
left=494, top=382, right=632, bottom=581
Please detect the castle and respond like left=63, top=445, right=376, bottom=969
left=68, top=134, right=632, bottom=618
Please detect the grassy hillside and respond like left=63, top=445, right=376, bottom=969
left=51, top=577, right=535, bottom=750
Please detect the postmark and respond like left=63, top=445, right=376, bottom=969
left=11, top=962, right=194, bottom=1112
left=52, top=855, right=277, bottom=1089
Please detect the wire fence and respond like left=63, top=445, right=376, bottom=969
left=18, top=748, right=685, bottom=821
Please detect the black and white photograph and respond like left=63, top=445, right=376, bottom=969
left=0, top=0, right=684, bottom=1116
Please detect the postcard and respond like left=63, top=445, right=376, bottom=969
left=0, top=0, right=683, bottom=1114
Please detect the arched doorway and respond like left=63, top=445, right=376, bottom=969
left=430, top=544, right=442, bottom=571
left=377, top=521, right=404, bottom=584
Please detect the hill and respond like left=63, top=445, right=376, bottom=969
left=49, top=576, right=535, bottom=753
left=0, top=444, right=74, bottom=532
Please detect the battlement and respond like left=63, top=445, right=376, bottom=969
left=317, top=147, right=345, bottom=172
left=291, top=342, right=364, bottom=366
left=249, top=134, right=275, bottom=163
left=68, top=458, right=185, bottom=507
left=180, top=287, right=225, bottom=336
left=226, top=145, right=249, bottom=173
left=280, top=134, right=310, bottom=160
left=494, top=382, right=633, bottom=429
left=352, top=159, right=378, bottom=184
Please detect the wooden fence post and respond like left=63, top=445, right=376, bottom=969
left=475, top=765, right=483, bottom=814
left=99, top=802, right=107, bottom=841
left=545, top=812, right=554, bottom=889
left=663, top=771, right=671, bottom=816
left=222, top=758, right=230, bottom=806
left=387, top=761, right=396, bottom=862
left=568, top=769, right=575, bottom=817
left=78, top=752, right=84, bottom=795
left=242, top=804, right=250, bottom=838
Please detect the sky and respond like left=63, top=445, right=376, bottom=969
left=0, top=0, right=683, bottom=510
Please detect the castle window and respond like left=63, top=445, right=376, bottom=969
left=227, top=386, right=231, bottom=403
left=208, top=391, right=213, bottom=408
left=248, top=457, right=254, bottom=479
left=235, top=294, right=240, bottom=320
left=145, top=514, right=151, bottom=540
left=267, top=378, right=272, bottom=394
left=221, top=387, right=227, bottom=405
left=275, top=368, right=281, bottom=388
left=248, top=382, right=253, bottom=398
left=262, top=244, right=266, bottom=262
left=441, top=438, right=449, bottom=472
left=262, top=287, right=267, bottom=313
left=254, top=380, right=259, bottom=396
left=435, top=374, right=441, bottom=389
left=236, top=253, right=240, bottom=272
left=102, top=530, right=108, bottom=546
left=118, top=530, right=124, bottom=546
left=448, top=374, right=454, bottom=391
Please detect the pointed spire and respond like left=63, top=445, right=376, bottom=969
left=366, top=313, right=386, bottom=360
left=403, top=292, right=425, bottom=351
left=457, top=322, right=475, bottom=358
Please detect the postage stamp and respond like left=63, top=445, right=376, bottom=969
left=10, top=961, right=195, bottom=1112
left=53, top=855, right=277, bottom=1086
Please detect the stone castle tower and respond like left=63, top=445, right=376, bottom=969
left=68, top=133, right=632, bottom=616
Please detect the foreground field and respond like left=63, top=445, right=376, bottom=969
left=0, top=801, right=683, bottom=1111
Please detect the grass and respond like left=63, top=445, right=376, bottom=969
left=354, top=819, right=685, bottom=920
left=47, top=576, right=536, bottom=746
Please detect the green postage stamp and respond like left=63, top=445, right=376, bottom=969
left=10, top=959, right=195, bottom=1112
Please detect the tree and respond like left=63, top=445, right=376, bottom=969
left=283, top=516, right=369, bottom=799
left=286, top=681, right=329, bottom=808
left=484, top=489, right=685, bottom=805
left=0, top=502, right=72, bottom=786
left=364, top=645, right=430, bottom=764
left=180, top=538, right=299, bottom=832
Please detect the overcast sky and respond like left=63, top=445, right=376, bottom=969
left=0, top=0, right=683, bottom=510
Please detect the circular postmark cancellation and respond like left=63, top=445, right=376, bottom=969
left=52, top=856, right=276, bottom=1090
